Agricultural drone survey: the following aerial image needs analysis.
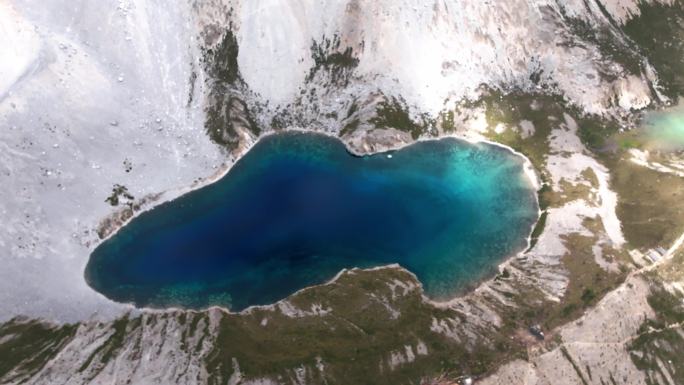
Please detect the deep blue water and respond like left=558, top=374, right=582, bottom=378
left=85, top=133, right=539, bottom=311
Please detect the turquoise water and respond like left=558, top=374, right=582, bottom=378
left=85, top=133, right=539, bottom=311
left=643, top=103, right=684, bottom=150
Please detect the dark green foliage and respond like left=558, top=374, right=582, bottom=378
left=105, top=184, right=134, bottom=206
left=478, top=90, right=556, bottom=174
left=561, top=303, right=578, bottom=318
left=307, top=35, right=359, bottom=86
left=440, top=110, right=456, bottom=132
left=78, top=316, right=133, bottom=375
left=580, top=288, right=596, bottom=304
left=370, top=97, right=424, bottom=139
left=647, top=287, right=684, bottom=325
left=206, top=94, right=260, bottom=151
left=340, top=119, right=360, bottom=137
left=629, top=288, right=684, bottom=384
left=576, top=114, right=621, bottom=151
left=345, top=102, right=358, bottom=120
left=202, top=29, right=261, bottom=150
left=601, top=154, right=684, bottom=250
left=560, top=14, right=642, bottom=78
left=623, top=2, right=684, bottom=99
left=203, top=268, right=522, bottom=385
left=528, top=210, right=548, bottom=250
left=206, top=30, right=240, bottom=85
left=0, top=318, right=77, bottom=382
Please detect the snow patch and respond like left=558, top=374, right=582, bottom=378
left=0, top=3, right=41, bottom=101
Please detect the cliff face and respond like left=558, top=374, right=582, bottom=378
left=232, top=0, right=657, bottom=112
left=2, top=0, right=684, bottom=384
left=196, top=0, right=664, bottom=154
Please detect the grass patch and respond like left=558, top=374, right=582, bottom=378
left=340, top=119, right=360, bottom=137
left=203, top=268, right=525, bottom=384
left=560, top=13, right=642, bottom=78
left=575, top=114, right=622, bottom=151
left=308, top=35, right=359, bottom=86
left=205, top=30, right=240, bottom=85
left=629, top=285, right=684, bottom=383
left=602, top=153, right=684, bottom=250
left=541, top=223, right=627, bottom=329
left=476, top=91, right=559, bottom=177
left=623, top=2, right=684, bottom=99
left=369, top=97, right=425, bottom=140
left=528, top=210, right=548, bottom=250
left=0, top=319, right=77, bottom=382
left=202, top=29, right=261, bottom=151
left=206, top=95, right=260, bottom=151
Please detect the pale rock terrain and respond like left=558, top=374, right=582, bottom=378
left=221, top=0, right=658, bottom=116
left=479, top=267, right=668, bottom=385
left=0, top=0, right=221, bottom=321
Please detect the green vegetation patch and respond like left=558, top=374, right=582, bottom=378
left=528, top=210, right=548, bottom=250
left=584, top=112, right=684, bottom=251
left=339, top=118, right=360, bottom=137
left=658, top=250, right=684, bottom=283
left=206, top=95, right=260, bottom=151
left=202, top=29, right=261, bottom=151
left=307, top=35, right=359, bottom=86
left=105, top=184, right=134, bottom=207
left=205, top=30, right=240, bottom=85
left=544, top=226, right=627, bottom=329
left=204, top=267, right=525, bottom=385
left=603, top=153, right=684, bottom=250
left=623, top=2, right=684, bottom=99
left=0, top=318, right=77, bottom=383
left=78, top=315, right=136, bottom=377
left=472, top=91, right=563, bottom=249
left=575, top=114, right=622, bottom=151
left=629, top=285, right=684, bottom=384
left=369, top=97, right=428, bottom=140
left=477, top=91, right=557, bottom=177
left=559, top=11, right=642, bottom=78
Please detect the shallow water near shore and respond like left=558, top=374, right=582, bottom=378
left=86, top=132, right=539, bottom=311
left=641, top=102, right=684, bottom=151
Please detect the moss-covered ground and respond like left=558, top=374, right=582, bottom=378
left=203, top=268, right=525, bottom=384
left=0, top=318, right=77, bottom=382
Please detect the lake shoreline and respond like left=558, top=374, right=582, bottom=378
left=89, top=128, right=543, bottom=315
